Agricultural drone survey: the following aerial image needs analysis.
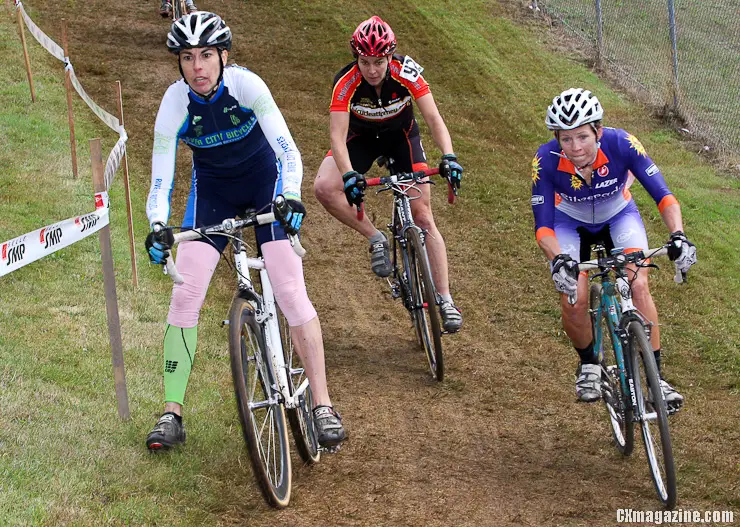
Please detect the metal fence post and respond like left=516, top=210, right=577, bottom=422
left=667, top=0, right=680, bottom=110
left=595, top=0, right=604, bottom=70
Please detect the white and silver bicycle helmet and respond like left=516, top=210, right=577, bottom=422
left=167, top=12, right=232, bottom=54
left=545, top=88, right=603, bottom=131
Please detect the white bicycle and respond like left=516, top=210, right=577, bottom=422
left=161, top=196, right=324, bottom=508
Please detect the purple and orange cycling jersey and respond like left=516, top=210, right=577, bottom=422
left=531, top=127, right=678, bottom=243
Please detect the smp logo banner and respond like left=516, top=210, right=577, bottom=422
left=75, top=213, right=99, bottom=233
left=1, top=237, right=28, bottom=267
left=40, top=224, right=64, bottom=250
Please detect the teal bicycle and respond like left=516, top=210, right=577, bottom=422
left=583, top=244, right=685, bottom=509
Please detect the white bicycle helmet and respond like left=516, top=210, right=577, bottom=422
left=545, top=88, right=603, bottom=130
left=167, top=12, right=232, bottom=54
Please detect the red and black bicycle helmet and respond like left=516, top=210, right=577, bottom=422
left=350, top=15, right=397, bottom=57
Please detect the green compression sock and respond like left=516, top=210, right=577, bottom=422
left=163, top=324, right=198, bottom=405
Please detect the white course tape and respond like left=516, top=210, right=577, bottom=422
left=0, top=192, right=110, bottom=277
left=67, top=65, right=121, bottom=133
left=104, top=131, right=128, bottom=190
left=16, top=1, right=65, bottom=62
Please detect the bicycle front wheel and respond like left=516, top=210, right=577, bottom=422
left=590, top=283, right=634, bottom=455
left=628, top=321, right=677, bottom=509
left=278, top=310, right=321, bottom=464
left=405, top=228, right=443, bottom=381
left=229, top=296, right=292, bottom=508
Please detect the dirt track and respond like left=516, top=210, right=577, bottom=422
left=21, top=1, right=738, bottom=525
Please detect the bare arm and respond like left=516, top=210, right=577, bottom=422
left=538, top=235, right=562, bottom=262
left=660, top=203, right=684, bottom=234
left=329, top=112, right=353, bottom=174
left=415, top=93, right=454, bottom=155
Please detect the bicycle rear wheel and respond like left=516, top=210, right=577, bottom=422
left=405, top=228, right=443, bottom=381
left=229, top=296, right=292, bottom=508
left=278, top=310, right=321, bottom=464
left=628, top=321, right=677, bottom=509
left=590, top=283, right=634, bottom=455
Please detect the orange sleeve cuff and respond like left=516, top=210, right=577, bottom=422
left=536, top=227, right=556, bottom=242
left=657, top=194, right=679, bottom=213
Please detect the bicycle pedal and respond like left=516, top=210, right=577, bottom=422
left=388, top=279, right=401, bottom=299
left=667, top=404, right=681, bottom=416
left=320, top=444, right=342, bottom=454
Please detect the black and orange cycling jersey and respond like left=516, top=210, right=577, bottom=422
left=330, top=54, right=430, bottom=135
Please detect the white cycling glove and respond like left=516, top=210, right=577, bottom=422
left=667, top=231, right=697, bottom=275
left=551, top=253, right=579, bottom=300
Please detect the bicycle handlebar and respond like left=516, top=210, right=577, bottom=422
left=567, top=246, right=684, bottom=305
left=161, top=212, right=305, bottom=285
left=356, top=166, right=454, bottom=220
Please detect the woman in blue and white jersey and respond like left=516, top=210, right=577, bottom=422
left=531, top=88, right=696, bottom=409
left=144, top=12, right=345, bottom=451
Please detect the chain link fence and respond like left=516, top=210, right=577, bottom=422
left=531, top=0, right=740, bottom=155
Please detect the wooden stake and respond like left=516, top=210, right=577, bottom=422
left=16, top=4, right=35, bottom=102
left=90, top=138, right=131, bottom=421
left=62, top=19, right=78, bottom=178
left=116, top=80, right=138, bottom=288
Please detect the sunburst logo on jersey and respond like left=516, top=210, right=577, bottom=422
left=626, top=134, right=647, bottom=157
left=570, top=174, right=583, bottom=190
left=531, top=155, right=542, bottom=184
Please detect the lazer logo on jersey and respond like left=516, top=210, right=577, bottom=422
left=223, top=105, right=237, bottom=113
left=594, top=178, right=617, bottom=189
left=531, top=195, right=544, bottom=205
left=40, top=226, right=63, bottom=250
left=2, top=240, right=26, bottom=266
left=76, top=213, right=99, bottom=233
left=597, top=165, right=609, bottom=177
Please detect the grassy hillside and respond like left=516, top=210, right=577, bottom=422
left=1, top=1, right=737, bottom=525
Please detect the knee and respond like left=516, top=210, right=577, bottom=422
left=168, top=280, right=208, bottom=327
left=313, top=159, right=340, bottom=206
left=631, top=275, right=651, bottom=302
left=562, top=295, right=588, bottom=326
left=313, top=175, right=332, bottom=205
left=273, top=279, right=317, bottom=327
left=414, top=207, right=436, bottom=231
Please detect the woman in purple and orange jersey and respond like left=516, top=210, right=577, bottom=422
left=531, top=88, right=696, bottom=408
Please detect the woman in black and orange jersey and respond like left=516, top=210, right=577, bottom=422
left=313, top=15, right=464, bottom=333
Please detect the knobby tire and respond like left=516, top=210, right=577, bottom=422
left=405, top=228, right=443, bottom=381
left=629, top=321, right=677, bottom=509
left=229, top=296, right=292, bottom=508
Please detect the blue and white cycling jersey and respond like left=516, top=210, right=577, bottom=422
left=146, top=65, right=303, bottom=227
